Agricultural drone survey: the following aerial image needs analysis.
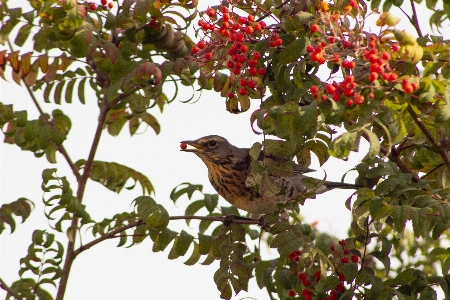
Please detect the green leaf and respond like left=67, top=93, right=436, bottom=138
left=278, top=37, right=307, bottom=64
left=175, top=230, right=194, bottom=256
left=152, top=228, right=178, bottom=252
left=184, top=242, right=201, bottom=265
left=329, top=131, right=361, bottom=158
left=77, top=78, right=86, bottom=104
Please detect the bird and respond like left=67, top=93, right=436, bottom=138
left=180, top=135, right=359, bottom=218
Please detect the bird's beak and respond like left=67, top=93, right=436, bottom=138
left=180, top=140, right=204, bottom=152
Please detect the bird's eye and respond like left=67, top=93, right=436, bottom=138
left=208, top=140, right=218, bottom=147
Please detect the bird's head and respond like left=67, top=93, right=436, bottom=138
left=180, top=135, right=240, bottom=166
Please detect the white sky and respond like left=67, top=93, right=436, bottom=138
left=0, top=0, right=448, bottom=299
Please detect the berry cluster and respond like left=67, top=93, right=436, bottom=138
left=286, top=240, right=360, bottom=299
left=189, top=5, right=275, bottom=100
left=305, top=9, right=421, bottom=108
left=88, top=0, right=114, bottom=10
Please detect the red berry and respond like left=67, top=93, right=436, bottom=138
left=339, top=273, right=346, bottom=281
left=303, top=279, right=311, bottom=286
left=205, top=52, right=213, bottom=60
left=239, top=88, right=247, bottom=95
left=337, top=283, right=345, bottom=292
left=101, top=0, right=107, bottom=5
left=339, top=240, right=347, bottom=246
left=240, top=45, right=248, bottom=53
left=381, top=51, right=391, bottom=61
left=369, top=92, right=375, bottom=99
left=89, top=3, right=96, bottom=10
left=328, top=36, right=336, bottom=43
left=180, top=143, right=187, bottom=150
left=221, top=6, right=228, bottom=13
left=392, top=43, right=400, bottom=52
left=253, top=51, right=261, bottom=59
left=274, top=38, right=283, bottom=46
left=411, top=82, right=419, bottom=91
left=231, top=23, right=240, bottom=31
left=351, top=255, right=359, bottom=263
left=238, top=16, right=247, bottom=24
left=310, top=24, right=319, bottom=33
left=403, top=83, right=413, bottom=94
left=368, top=72, right=378, bottom=82
left=298, top=272, right=307, bottom=280
left=233, top=67, right=241, bottom=75
left=288, top=290, right=296, bottom=297
left=346, top=99, right=353, bottom=106
left=227, top=92, right=235, bottom=99
left=306, top=45, right=314, bottom=53
left=235, top=33, right=244, bottom=42
left=314, top=271, right=321, bottom=282
left=258, top=21, right=266, bottom=29
left=227, top=61, right=234, bottom=68
left=343, top=40, right=351, bottom=48
left=247, top=15, right=254, bottom=22
left=310, top=85, right=318, bottom=93
left=108, top=2, right=113, bottom=8
left=191, top=46, right=199, bottom=54
left=332, top=92, right=341, bottom=101
left=258, top=67, right=266, bottom=76
left=313, top=93, right=318, bottom=98
left=344, top=249, right=350, bottom=255
left=341, top=257, right=349, bottom=263
left=206, top=7, right=216, bottom=17
left=325, top=84, right=336, bottom=94
left=197, top=40, right=205, bottom=49
left=240, top=78, right=247, bottom=86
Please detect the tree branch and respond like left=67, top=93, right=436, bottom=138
left=74, top=220, right=144, bottom=256
left=0, top=278, right=19, bottom=300
left=407, top=104, right=450, bottom=170
left=56, top=99, right=110, bottom=300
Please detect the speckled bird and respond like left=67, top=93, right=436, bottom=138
left=181, top=135, right=358, bottom=218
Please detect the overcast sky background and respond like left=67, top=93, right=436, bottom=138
left=1, top=1, right=448, bottom=299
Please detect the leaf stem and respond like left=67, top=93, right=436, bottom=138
left=74, top=220, right=144, bottom=256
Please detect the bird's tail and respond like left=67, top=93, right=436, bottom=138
left=324, top=181, right=360, bottom=189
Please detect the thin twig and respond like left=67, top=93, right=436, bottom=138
left=407, top=105, right=450, bottom=170
left=409, top=0, right=423, bottom=38
left=74, top=220, right=143, bottom=256
left=360, top=130, right=420, bottom=181
left=169, top=215, right=261, bottom=225
left=0, top=278, right=19, bottom=300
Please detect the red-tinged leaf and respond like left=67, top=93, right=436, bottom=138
left=8, top=51, right=20, bottom=70
left=59, top=53, right=73, bottom=71
left=11, top=68, right=23, bottom=85
left=45, top=59, right=59, bottom=82
left=23, top=60, right=39, bottom=86
left=0, top=50, right=7, bottom=65
left=250, top=109, right=263, bottom=134
left=213, top=71, right=228, bottom=92
left=20, top=52, right=32, bottom=76
left=39, top=54, right=48, bottom=73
